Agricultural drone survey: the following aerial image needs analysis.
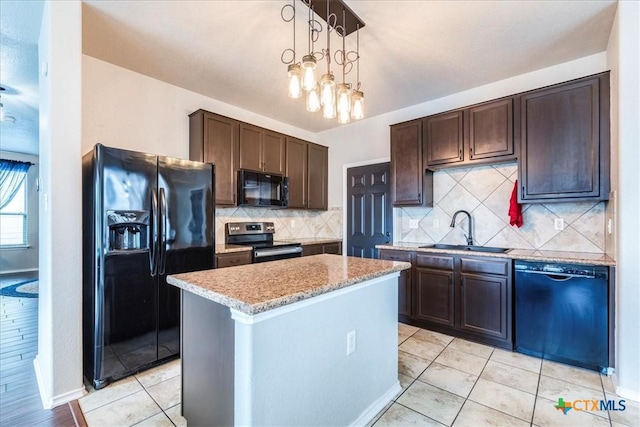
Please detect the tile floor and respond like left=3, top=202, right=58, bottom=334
left=77, top=323, right=640, bottom=427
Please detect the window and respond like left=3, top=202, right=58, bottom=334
left=0, top=169, right=28, bottom=247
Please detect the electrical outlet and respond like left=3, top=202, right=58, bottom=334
left=607, top=218, right=613, bottom=234
left=290, top=219, right=296, bottom=228
left=409, top=219, right=419, bottom=229
left=433, top=219, right=439, bottom=228
left=346, top=330, right=356, bottom=355
left=554, top=218, right=565, bottom=231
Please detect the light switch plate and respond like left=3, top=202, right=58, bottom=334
left=433, top=219, right=439, bottom=228
left=409, top=219, right=419, bottom=229
left=554, top=218, right=565, bottom=231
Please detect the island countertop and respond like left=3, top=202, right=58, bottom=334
left=168, top=254, right=410, bottom=316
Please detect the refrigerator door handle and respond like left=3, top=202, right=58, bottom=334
left=150, top=189, right=159, bottom=276
left=159, top=187, right=168, bottom=275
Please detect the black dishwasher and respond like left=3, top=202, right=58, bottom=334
left=514, top=261, right=610, bottom=373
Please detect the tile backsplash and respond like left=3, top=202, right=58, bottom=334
left=215, top=207, right=343, bottom=245
left=394, top=163, right=606, bottom=253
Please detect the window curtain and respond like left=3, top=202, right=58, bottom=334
left=0, top=159, right=32, bottom=210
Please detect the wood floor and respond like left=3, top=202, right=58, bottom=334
left=0, top=273, right=78, bottom=427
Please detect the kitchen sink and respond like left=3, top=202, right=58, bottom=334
left=419, top=243, right=510, bottom=253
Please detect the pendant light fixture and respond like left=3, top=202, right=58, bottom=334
left=301, top=4, right=318, bottom=92
left=351, top=25, right=364, bottom=120
left=282, top=1, right=302, bottom=99
left=282, top=0, right=365, bottom=124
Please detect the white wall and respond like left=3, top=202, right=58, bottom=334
left=35, top=0, right=84, bottom=408
left=0, top=151, right=39, bottom=273
left=82, top=56, right=318, bottom=158
left=318, top=53, right=608, bottom=208
left=606, top=1, right=640, bottom=400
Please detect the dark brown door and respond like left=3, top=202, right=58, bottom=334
left=519, top=75, right=604, bottom=201
left=415, top=267, right=455, bottom=327
left=459, top=273, right=508, bottom=339
left=238, top=124, right=263, bottom=172
left=424, top=111, right=464, bottom=167
left=390, top=119, right=423, bottom=206
left=285, top=137, right=307, bottom=208
left=307, top=143, right=328, bottom=210
left=200, top=113, right=238, bottom=206
left=347, top=163, right=392, bottom=258
left=262, top=131, right=286, bottom=174
left=468, top=98, right=514, bottom=161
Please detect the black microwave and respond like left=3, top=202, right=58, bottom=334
left=237, top=170, right=289, bottom=208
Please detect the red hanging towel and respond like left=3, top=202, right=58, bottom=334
left=509, top=180, right=523, bottom=227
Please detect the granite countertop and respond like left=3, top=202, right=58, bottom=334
left=279, top=238, right=343, bottom=245
left=376, top=243, right=616, bottom=266
left=167, top=254, right=410, bottom=315
left=215, top=244, right=252, bottom=254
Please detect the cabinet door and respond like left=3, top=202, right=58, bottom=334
left=262, top=131, right=286, bottom=174
left=414, top=267, right=455, bottom=327
left=459, top=273, right=508, bottom=340
left=239, top=124, right=263, bottom=172
left=468, top=98, right=515, bottom=161
left=285, top=138, right=307, bottom=208
left=519, top=75, right=607, bottom=202
left=307, top=143, right=328, bottom=210
left=424, top=111, right=464, bottom=167
left=379, top=250, right=413, bottom=318
left=390, top=120, right=423, bottom=206
left=199, top=113, right=239, bottom=206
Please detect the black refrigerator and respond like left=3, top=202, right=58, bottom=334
left=82, top=144, right=214, bottom=390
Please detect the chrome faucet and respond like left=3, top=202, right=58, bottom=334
left=450, top=210, right=474, bottom=246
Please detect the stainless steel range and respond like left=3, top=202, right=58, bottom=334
left=225, top=222, right=302, bottom=263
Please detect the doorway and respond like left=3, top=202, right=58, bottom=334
left=346, top=162, right=392, bottom=258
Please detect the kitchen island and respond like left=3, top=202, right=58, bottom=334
left=167, top=254, right=411, bottom=426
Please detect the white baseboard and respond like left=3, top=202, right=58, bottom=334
left=351, top=381, right=402, bottom=426
left=616, top=385, right=640, bottom=403
left=34, top=356, right=86, bottom=409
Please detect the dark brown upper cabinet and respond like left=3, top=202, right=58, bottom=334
left=424, top=98, right=516, bottom=169
left=390, top=119, right=433, bottom=207
left=467, top=98, right=515, bottom=161
left=189, top=110, right=239, bottom=206
left=285, top=137, right=308, bottom=209
left=239, top=124, right=286, bottom=175
left=424, top=110, right=464, bottom=167
left=307, top=142, right=328, bottom=210
left=518, top=72, right=610, bottom=203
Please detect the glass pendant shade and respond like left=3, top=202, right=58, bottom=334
left=301, top=55, right=317, bottom=91
left=351, top=90, right=364, bottom=120
left=287, top=64, right=302, bottom=99
left=320, top=74, right=336, bottom=106
left=322, top=99, right=336, bottom=119
left=336, top=83, right=351, bottom=115
left=306, top=84, right=321, bottom=112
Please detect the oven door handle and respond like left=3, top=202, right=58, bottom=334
left=254, top=246, right=303, bottom=258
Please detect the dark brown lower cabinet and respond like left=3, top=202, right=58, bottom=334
left=301, top=241, right=343, bottom=257
left=378, top=249, right=513, bottom=349
left=215, top=251, right=252, bottom=268
left=379, top=249, right=413, bottom=321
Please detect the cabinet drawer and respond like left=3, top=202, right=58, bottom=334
left=460, top=257, right=509, bottom=276
left=302, top=244, right=323, bottom=257
left=379, top=250, right=413, bottom=262
left=416, top=254, right=454, bottom=270
left=323, top=242, right=341, bottom=255
left=216, top=251, right=252, bottom=268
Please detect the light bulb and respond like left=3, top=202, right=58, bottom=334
left=287, top=64, right=302, bottom=99
left=336, top=83, right=351, bottom=115
left=351, top=90, right=364, bottom=120
left=301, top=55, right=317, bottom=91
left=320, top=74, right=335, bottom=106
left=338, top=107, right=351, bottom=124
left=306, top=84, right=321, bottom=113
left=322, top=99, right=336, bottom=119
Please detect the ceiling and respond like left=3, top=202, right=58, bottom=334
left=1, top=1, right=617, bottom=156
